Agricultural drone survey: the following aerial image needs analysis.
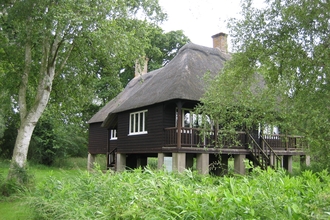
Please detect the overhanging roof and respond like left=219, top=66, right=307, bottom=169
left=88, top=43, right=231, bottom=125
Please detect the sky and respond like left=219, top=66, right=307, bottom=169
left=158, top=0, right=265, bottom=50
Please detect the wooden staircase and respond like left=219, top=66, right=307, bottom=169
left=107, top=148, right=117, bottom=171
left=247, top=133, right=281, bottom=170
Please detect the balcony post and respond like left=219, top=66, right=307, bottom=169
left=214, top=121, right=218, bottom=147
left=176, top=101, right=182, bottom=148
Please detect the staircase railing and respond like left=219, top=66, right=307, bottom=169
left=107, top=147, right=117, bottom=170
left=247, top=133, right=269, bottom=169
left=247, top=133, right=282, bottom=170
left=260, top=136, right=282, bottom=170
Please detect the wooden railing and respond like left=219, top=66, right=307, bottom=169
left=164, top=127, right=215, bottom=147
left=164, top=128, right=246, bottom=148
left=262, top=134, right=305, bottom=150
left=247, top=134, right=282, bottom=170
left=164, top=127, right=306, bottom=151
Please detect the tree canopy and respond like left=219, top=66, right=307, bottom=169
left=0, top=0, right=167, bottom=181
left=199, top=0, right=330, bottom=169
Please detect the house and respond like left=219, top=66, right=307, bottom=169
left=88, top=32, right=309, bottom=175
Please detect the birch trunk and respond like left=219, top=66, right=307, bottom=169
left=7, top=30, right=62, bottom=182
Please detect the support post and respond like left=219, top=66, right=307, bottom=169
left=117, top=153, right=126, bottom=172
left=283, top=155, right=293, bottom=173
left=300, top=155, right=310, bottom=168
left=234, top=154, right=245, bottom=175
left=176, top=101, right=182, bottom=148
left=196, top=153, right=209, bottom=175
left=157, top=153, right=165, bottom=170
left=172, top=153, right=186, bottom=173
left=87, top=153, right=96, bottom=171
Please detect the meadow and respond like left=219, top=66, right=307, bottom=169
left=0, top=157, right=330, bottom=219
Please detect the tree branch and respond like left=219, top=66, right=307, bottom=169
left=56, top=42, right=75, bottom=76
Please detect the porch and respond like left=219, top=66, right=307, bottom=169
left=164, top=127, right=306, bottom=151
left=163, top=127, right=308, bottom=173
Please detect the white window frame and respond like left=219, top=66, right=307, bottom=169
left=129, top=110, right=148, bottom=135
left=110, top=129, right=117, bottom=140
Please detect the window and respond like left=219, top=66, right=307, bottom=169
left=129, top=110, right=148, bottom=135
left=110, top=129, right=117, bottom=140
left=176, top=109, right=211, bottom=128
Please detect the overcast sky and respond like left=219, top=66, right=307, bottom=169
left=158, top=0, right=265, bottom=50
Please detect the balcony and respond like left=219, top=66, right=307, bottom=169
left=164, top=127, right=306, bottom=151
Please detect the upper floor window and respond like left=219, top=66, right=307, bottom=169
left=129, top=110, right=148, bottom=135
left=110, top=129, right=117, bottom=140
left=176, top=108, right=212, bottom=129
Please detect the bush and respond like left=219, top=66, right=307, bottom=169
left=28, top=167, right=330, bottom=219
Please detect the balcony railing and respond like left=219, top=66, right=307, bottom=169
left=164, top=127, right=306, bottom=150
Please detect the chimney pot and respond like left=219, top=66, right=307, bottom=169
left=211, top=32, right=228, bottom=53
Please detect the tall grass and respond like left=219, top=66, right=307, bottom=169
left=28, top=166, right=330, bottom=219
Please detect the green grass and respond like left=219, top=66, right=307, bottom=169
left=0, top=157, right=89, bottom=220
left=0, top=157, right=329, bottom=219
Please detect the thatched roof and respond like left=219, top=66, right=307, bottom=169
left=88, top=43, right=231, bottom=125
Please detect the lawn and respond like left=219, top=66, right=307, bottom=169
left=0, top=157, right=102, bottom=220
left=1, top=156, right=329, bottom=219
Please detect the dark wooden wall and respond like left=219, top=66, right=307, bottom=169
left=88, top=122, right=108, bottom=154
left=117, top=103, right=166, bottom=154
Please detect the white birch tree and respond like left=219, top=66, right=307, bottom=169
left=0, top=0, right=165, bottom=182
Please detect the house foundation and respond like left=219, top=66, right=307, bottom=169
left=157, top=153, right=165, bottom=169
left=87, top=153, right=96, bottom=171
left=234, top=154, right=245, bottom=175
left=283, top=155, right=293, bottom=173
left=172, top=153, right=186, bottom=173
left=300, top=155, right=310, bottom=167
left=117, top=153, right=126, bottom=172
left=196, top=153, right=209, bottom=175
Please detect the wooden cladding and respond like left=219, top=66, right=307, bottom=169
left=88, top=122, right=108, bottom=154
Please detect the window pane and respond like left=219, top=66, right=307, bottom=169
left=135, top=113, right=138, bottom=132
left=144, top=111, right=147, bottom=131
left=140, top=112, right=144, bottom=132
left=184, top=111, right=190, bottom=127
left=130, top=114, right=134, bottom=133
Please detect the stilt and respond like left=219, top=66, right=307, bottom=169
left=157, top=153, right=165, bottom=170
left=300, top=155, right=310, bottom=168
left=117, top=153, right=126, bottom=172
left=196, top=153, right=209, bottom=175
left=87, top=153, right=96, bottom=171
left=283, top=155, right=293, bottom=173
left=234, top=154, right=245, bottom=175
left=172, top=153, right=186, bottom=173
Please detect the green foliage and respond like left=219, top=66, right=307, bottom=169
left=1, top=0, right=167, bottom=177
left=200, top=0, right=330, bottom=169
left=27, top=167, right=330, bottom=219
left=27, top=109, right=88, bottom=166
left=1, top=162, right=34, bottom=197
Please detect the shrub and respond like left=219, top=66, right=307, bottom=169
left=27, top=166, right=330, bottom=219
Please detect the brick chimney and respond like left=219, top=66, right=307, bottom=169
left=211, top=32, right=228, bottom=53
left=134, top=57, right=149, bottom=77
